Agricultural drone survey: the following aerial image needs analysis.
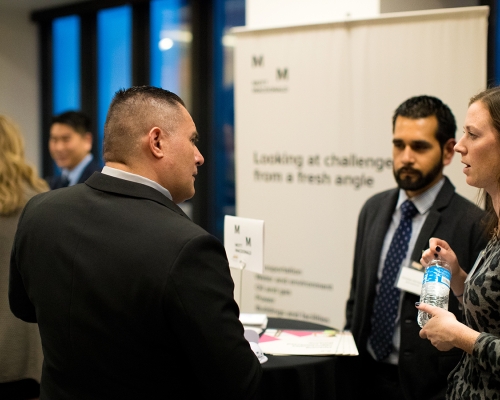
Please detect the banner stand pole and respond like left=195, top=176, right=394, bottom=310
left=239, top=261, right=246, bottom=310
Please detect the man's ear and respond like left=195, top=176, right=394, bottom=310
left=442, top=138, right=456, bottom=166
left=148, top=127, right=164, bottom=159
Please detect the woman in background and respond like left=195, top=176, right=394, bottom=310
left=0, top=115, right=47, bottom=399
left=418, top=86, right=500, bottom=399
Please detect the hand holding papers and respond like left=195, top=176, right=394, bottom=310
left=259, top=329, right=359, bottom=356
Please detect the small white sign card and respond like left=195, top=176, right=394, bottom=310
left=224, top=215, right=265, bottom=274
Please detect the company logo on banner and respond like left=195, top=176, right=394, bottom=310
left=234, top=7, right=488, bottom=329
left=248, top=51, right=392, bottom=192
left=251, top=54, right=289, bottom=93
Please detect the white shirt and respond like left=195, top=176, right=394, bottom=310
left=62, top=153, right=95, bottom=187
left=367, top=177, right=445, bottom=364
left=101, top=166, right=173, bottom=201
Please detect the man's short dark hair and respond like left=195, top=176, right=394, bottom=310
left=103, top=86, right=186, bottom=164
left=51, top=111, right=91, bottom=136
left=392, top=95, right=456, bottom=148
left=108, top=86, right=185, bottom=112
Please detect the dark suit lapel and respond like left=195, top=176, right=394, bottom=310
left=50, top=176, right=62, bottom=190
left=412, top=210, right=440, bottom=261
left=368, top=190, right=399, bottom=285
left=77, top=159, right=102, bottom=184
left=411, top=177, right=455, bottom=261
left=84, top=172, right=189, bottom=219
left=355, top=189, right=398, bottom=344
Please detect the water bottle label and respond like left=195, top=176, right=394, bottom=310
left=422, top=266, right=451, bottom=288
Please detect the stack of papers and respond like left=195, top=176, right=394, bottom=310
left=258, top=329, right=358, bottom=356
left=239, top=313, right=268, bottom=334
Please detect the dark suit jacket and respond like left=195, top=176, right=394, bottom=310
left=48, top=157, right=102, bottom=190
left=9, top=172, right=262, bottom=400
left=344, top=177, right=487, bottom=400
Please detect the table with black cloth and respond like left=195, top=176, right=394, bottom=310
left=260, top=318, right=350, bottom=400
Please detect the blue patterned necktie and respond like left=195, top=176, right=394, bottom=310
left=369, top=199, right=418, bottom=361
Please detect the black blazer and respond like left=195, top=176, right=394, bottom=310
left=10, top=172, right=262, bottom=400
left=345, top=177, right=488, bottom=400
left=48, top=157, right=102, bottom=190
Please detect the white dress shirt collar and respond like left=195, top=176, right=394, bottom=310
left=396, top=177, right=445, bottom=215
left=62, top=153, right=94, bottom=186
left=101, top=166, right=173, bottom=201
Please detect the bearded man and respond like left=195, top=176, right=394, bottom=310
left=342, top=96, right=487, bottom=400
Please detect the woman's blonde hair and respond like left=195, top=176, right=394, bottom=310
left=0, top=115, right=48, bottom=215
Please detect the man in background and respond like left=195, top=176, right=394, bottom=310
left=343, top=95, right=487, bottom=400
left=10, top=86, right=262, bottom=399
left=47, top=110, right=101, bottom=189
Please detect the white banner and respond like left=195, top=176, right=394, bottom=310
left=246, top=0, right=380, bottom=28
left=233, top=7, right=488, bottom=329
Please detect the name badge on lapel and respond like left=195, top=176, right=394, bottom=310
left=396, top=261, right=424, bottom=296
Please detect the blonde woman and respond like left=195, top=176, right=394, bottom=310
left=0, top=115, right=47, bottom=399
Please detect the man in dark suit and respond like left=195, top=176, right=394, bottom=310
left=343, top=96, right=487, bottom=400
left=9, top=86, right=262, bottom=399
left=47, top=110, right=102, bottom=189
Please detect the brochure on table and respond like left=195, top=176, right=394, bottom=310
left=259, top=329, right=358, bottom=356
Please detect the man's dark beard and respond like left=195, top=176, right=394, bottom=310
left=394, top=161, right=443, bottom=192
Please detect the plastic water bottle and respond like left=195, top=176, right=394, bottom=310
left=417, top=259, right=451, bottom=328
